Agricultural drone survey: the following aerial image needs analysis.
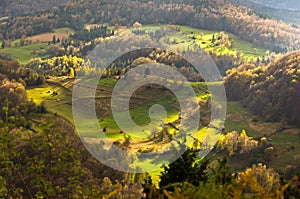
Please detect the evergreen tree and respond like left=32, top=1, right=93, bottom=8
left=159, top=149, right=209, bottom=188
left=52, top=35, right=56, bottom=44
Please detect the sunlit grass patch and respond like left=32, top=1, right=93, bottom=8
left=0, top=42, right=48, bottom=64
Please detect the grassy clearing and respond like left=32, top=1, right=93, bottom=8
left=26, top=77, right=212, bottom=140
left=0, top=27, right=73, bottom=64
left=180, top=26, right=219, bottom=35
left=135, top=24, right=268, bottom=60
left=0, top=42, right=48, bottom=64
left=26, top=83, right=73, bottom=124
left=53, top=27, right=74, bottom=34
left=26, top=77, right=211, bottom=138
left=225, top=101, right=260, bottom=137
left=226, top=101, right=245, bottom=114
left=11, top=39, right=21, bottom=47
left=99, top=78, right=117, bottom=87
left=270, top=130, right=300, bottom=170
left=98, top=94, right=179, bottom=139
left=230, top=34, right=267, bottom=58
left=95, top=79, right=210, bottom=139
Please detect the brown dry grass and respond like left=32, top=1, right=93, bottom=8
left=95, top=84, right=174, bottom=119
left=26, top=33, right=70, bottom=43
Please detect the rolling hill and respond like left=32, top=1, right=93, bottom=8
left=228, top=0, right=300, bottom=24
left=249, top=0, right=300, bottom=10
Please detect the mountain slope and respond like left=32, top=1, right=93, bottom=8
left=228, top=0, right=300, bottom=24
left=249, top=0, right=300, bottom=10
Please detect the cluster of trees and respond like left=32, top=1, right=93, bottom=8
left=0, top=114, right=149, bottom=198
left=71, top=25, right=112, bottom=42
left=0, top=79, right=32, bottom=126
left=225, top=50, right=300, bottom=125
left=26, top=47, right=206, bottom=81
left=0, top=0, right=299, bottom=52
left=217, top=130, right=259, bottom=156
left=0, top=60, right=46, bottom=127
left=0, top=60, right=45, bottom=86
left=109, top=48, right=205, bottom=81
left=216, top=130, right=280, bottom=169
left=26, top=56, right=83, bottom=77
left=145, top=149, right=300, bottom=198
left=132, top=28, right=166, bottom=41
left=211, top=32, right=232, bottom=48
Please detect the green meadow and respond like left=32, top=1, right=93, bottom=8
left=225, top=101, right=260, bottom=137
left=0, top=27, right=74, bottom=65
left=134, top=24, right=268, bottom=60
left=26, top=83, right=73, bottom=124
left=0, top=42, right=49, bottom=64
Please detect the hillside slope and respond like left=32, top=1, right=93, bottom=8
left=0, top=0, right=72, bottom=16
left=249, top=0, right=300, bottom=10
left=1, top=0, right=300, bottom=52
left=225, top=50, right=300, bottom=125
left=228, top=0, right=300, bottom=24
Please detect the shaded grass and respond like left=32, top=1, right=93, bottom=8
left=270, top=135, right=300, bottom=170
left=99, top=94, right=180, bottom=139
left=53, top=27, right=74, bottom=34
left=99, top=78, right=117, bottom=87
left=225, top=101, right=260, bottom=137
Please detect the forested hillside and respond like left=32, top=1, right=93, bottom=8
left=0, top=0, right=300, bottom=52
left=249, top=0, right=300, bottom=10
left=228, top=0, right=300, bottom=24
left=0, top=0, right=72, bottom=16
left=225, top=50, right=300, bottom=125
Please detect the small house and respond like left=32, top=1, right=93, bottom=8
left=133, top=22, right=142, bottom=29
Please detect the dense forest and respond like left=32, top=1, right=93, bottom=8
left=0, top=0, right=72, bottom=16
left=225, top=50, right=300, bottom=125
